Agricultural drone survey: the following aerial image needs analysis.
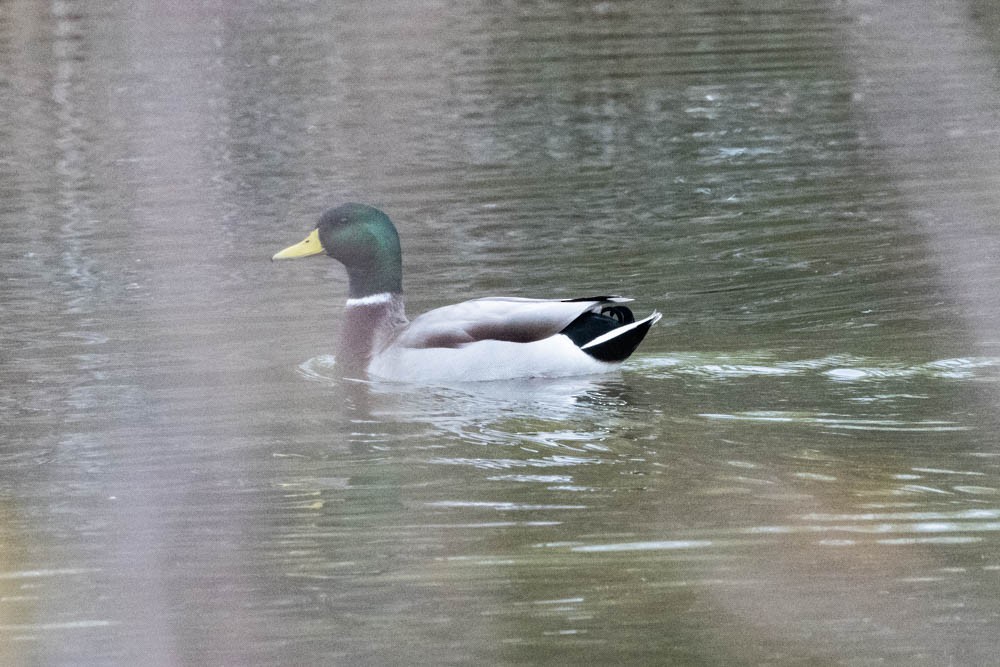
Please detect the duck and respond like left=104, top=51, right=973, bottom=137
left=272, top=203, right=661, bottom=382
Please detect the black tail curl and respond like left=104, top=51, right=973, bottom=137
left=600, top=305, right=635, bottom=326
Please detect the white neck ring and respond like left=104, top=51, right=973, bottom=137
left=345, top=292, right=394, bottom=308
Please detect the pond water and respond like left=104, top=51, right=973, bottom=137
left=3, top=0, right=1000, bottom=664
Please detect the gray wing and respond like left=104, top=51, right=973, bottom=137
left=394, top=296, right=630, bottom=349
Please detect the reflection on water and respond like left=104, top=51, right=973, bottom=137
left=266, top=344, right=1000, bottom=662
left=4, top=0, right=1000, bottom=664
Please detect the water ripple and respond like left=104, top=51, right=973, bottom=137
left=430, top=456, right=601, bottom=470
left=572, top=540, right=715, bottom=552
left=568, top=508, right=1000, bottom=554
left=633, top=352, right=1000, bottom=382
left=699, top=411, right=966, bottom=432
left=428, top=500, right=588, bottom=511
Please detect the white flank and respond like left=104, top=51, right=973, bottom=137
left=368, top=335, right=613, bottom=382
left=345, top=292, right=394, bottom=307
left=581, top=312, right=662, bottom=350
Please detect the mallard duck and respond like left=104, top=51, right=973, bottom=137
left=273, top=203, right=660, bottom=382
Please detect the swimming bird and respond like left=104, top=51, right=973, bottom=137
left=272, top=203, right=660, bottom=382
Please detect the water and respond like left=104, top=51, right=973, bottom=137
left=3, top=0, right=1000, bottom=664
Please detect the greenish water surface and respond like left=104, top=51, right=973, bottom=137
left=3, top=1, right=1000, bottom=664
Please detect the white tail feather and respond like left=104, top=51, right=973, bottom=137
left=580, top=312, right=662, bottom=350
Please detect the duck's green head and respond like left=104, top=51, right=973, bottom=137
left=273, top=203, right=403, bottom=298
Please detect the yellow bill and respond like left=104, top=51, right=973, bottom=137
left=272, top=228, right=324, bottom=260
